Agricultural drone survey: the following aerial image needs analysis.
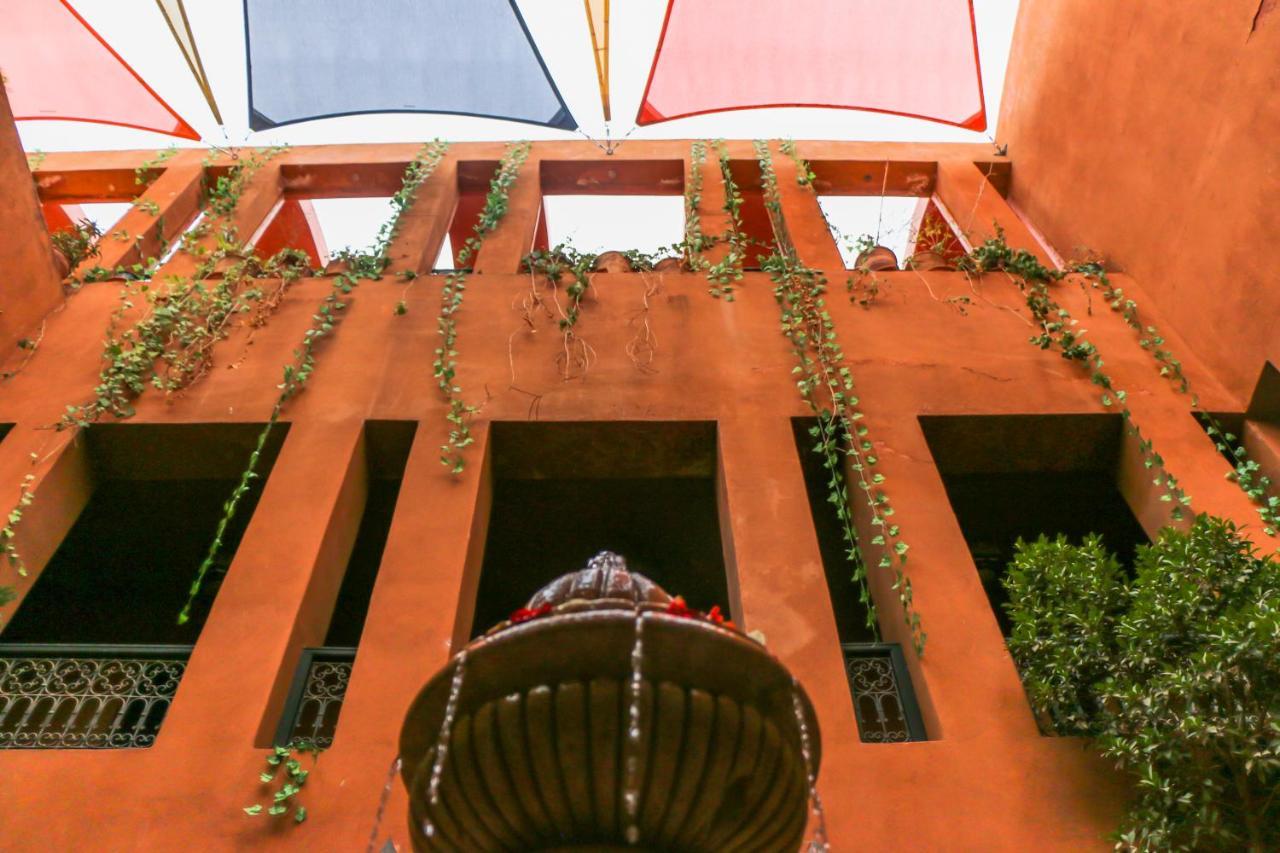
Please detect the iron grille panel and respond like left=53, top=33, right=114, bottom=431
left=842, top=643, right=927, bottom=742
left=0, top=645, right=191, bottom=749
left=277, top=647, right=356, bottom=749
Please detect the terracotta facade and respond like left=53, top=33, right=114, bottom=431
left=0, top=109, right=1274, bottom=853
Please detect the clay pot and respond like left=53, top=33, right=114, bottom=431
left=654, top=257, right=683, bottom=273
left=906, top=251, right=954, bottom=271
left=854, top=245, right=898, bottom=271
left=592, top=251, right=633, bottom=273
left=401, top=556, right=820, bottom=852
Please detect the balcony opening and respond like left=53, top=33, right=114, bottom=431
left=275, top=421, right=416, bottom=749
left=0, top=423, right=288, bottom=748
left=471, top=421, right=728, bottom=638
left=724, top=159, right=781, bottom=269
left=920, top=414, right=1149, bottom=637
left=42, top=202, right=129, bottom=238
left=817, top=196, right=920, bottom=267
left=791, top=418, right=927, bottom=743
left=807, top=160, right=963, bottom=270
left=535, top=160, right=684, bottom=262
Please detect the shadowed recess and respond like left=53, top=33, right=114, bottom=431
left=473, top=421, right=728, bottom=637
left=920, top=414, right=1149, bottom=636
left=1, top=424, right=289, bottom=645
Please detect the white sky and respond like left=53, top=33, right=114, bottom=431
left=18, top=0, right=1021, bottom=258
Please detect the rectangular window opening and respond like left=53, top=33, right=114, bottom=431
left=0, top=423, right=289, bottom=749
left=472, top=421, right=728, bottom=639
left=807, top=160, right=963, bottom=270
left=536, top=160, right=685, bottom=261
left=274, top=421, right=416, bottom=749
left=791, top=418, right=927, bottom=743
left=724, top=159, right=775, bottom=270
left=920, top=414, right=1150, bottom=638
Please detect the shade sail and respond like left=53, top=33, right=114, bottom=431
left=637, top=0, right=986, bottom=130
left=584, top=0, right=610, bottom=121
left=156, top=0, right=224, bottom=124
left=1, top=0, right=199, bottom=139
left=244, top=0, right=577, bottom=131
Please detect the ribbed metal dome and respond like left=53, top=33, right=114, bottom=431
left=525, top=551, right=671, bottom=611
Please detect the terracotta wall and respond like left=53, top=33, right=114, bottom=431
left=0, top=140, right=1270, bottom=850
left=998, top=0, right=1280, bottom=402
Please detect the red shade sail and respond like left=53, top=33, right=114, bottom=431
left=637, top=0, right=986, bottom=131
left=0, top=0, right=199, bottom=139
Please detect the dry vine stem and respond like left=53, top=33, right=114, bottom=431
left=625, top=269, right=662, bottom=373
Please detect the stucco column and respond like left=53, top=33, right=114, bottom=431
left=0, top=85, right=64, bottom=355
left=156, top=419, right=366, bottom=750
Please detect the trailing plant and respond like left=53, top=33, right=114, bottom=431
left=705, top=139, right=747, bottom=300
left=244, top=742, right=319, bottom=824
left=779, top=138, right=816, bottom=187
left=2, top=147, right=290, bottom=614
left=135, top=145, right=179, bottom=187
left=1004, top=515, right=1280, bottom=851
left=1078, top=261, right=1279, bottom=535
left=179, top=142, right=449, bottom=625
left=957, top=233, right=1193, bottom=521
left=49, top=219, right=102, bottom=270
left=0, top=469, right=37, bottom=610
left=680, top=139, right=747, bottom=300
left=521, top=243, right=599, bottom=380
left=60, top=147, right=299, bottom=428
left=434, top=141, right=530, bottom=474
left=681, top=140, right=711, bottom=267
left=755, top=139, right=924, bottom=653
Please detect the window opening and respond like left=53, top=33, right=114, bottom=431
left=472, top=421, right=727, bottom=638
left=921, top=414, right=1149, bottom=637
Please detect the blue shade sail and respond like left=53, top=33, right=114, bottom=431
left=243, top=0, right=576, bottom=130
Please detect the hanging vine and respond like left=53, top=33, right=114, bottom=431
left=681, top=140, right=711, bottom=269
left=434, top=141, right=530, bottom=475
left=680, top=139, right=747, bottom=300
left=1, top=146, right=300, bottom=611
left=1078, top=263, right=1279, bottom=535
left=755, top=140, right=924, bottom=653
left=956, top=235, right=1195, bottom=522
left=706, top=139, right=748, bottom=300
left=244, top=742, right=319, bottom=824
left=178, top=141, right=449, bottom=625
left=60, top=146, right=299, bottom=428
left=521, top=244, right=599, bottom=380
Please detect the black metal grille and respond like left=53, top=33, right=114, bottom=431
left=0, top=644, right=191, bottom=749
left=276, top=646, right=356, bottom=749
left=842, top=643, right=927, bottom=742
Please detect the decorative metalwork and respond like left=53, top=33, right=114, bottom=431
left=0, top=645, right=191, bottom=749
left=842, top=643, right=927, bottom=743
left=277, top=647, right=356, bottom=749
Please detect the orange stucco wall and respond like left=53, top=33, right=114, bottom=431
left=0, top=137, right=1271, bottom=850
left=998, top=0, right=1280, bottom=402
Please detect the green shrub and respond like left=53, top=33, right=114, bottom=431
left=49, top=218, right=102, bottom=269
left=1004, top=515, right=1280, bottom=851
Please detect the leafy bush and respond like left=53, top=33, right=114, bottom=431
left=49, top=218, right=102, bottom=269
left=1004, top=515, right=1280, bottom=851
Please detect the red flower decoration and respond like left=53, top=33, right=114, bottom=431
left=666, top=595, right=695, bottom=618
left=509, top=603, right=553, bottom=624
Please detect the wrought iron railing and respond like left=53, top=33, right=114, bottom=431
left=842, top=643, right=927, bottom=742
left=0, top=644, right=191, bottom=749
left=274, top=646, right=356, bottom=749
